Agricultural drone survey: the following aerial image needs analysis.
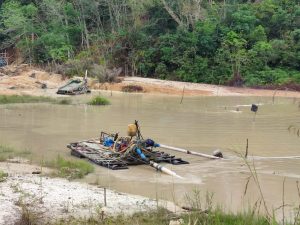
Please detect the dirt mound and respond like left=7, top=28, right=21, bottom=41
left=0, top=64, right=64, bottom=95
left=121, top=84, right=144, bottom=92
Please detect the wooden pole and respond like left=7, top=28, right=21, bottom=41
left=180, top=86, right=185, bottom=104
left=104, top=187, right=107, bottom=206
left=282, top=177, right=286, bottom=225
left=245, top=139, right=248, bottom=158
left=85, top=70, right=88, bottom=80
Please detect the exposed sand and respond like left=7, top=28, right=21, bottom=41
left=0, top=162, right=181, bottom=225
left=0, top=64, right=65, bottom=96
left=95, top=77, right=300, bottom=97
left=0, top=64, right=299, bottom=97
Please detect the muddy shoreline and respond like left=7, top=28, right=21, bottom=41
left=0, top=65, right=299, bottom=98
left=0, top=162, right=181, bottom=225
left=102, top=77, right=300, bottom=97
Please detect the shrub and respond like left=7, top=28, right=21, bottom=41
left=121, top=85, right=144, bottom=93
left=88, top=96, right=110, bottom=105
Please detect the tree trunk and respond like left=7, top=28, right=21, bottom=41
left=83, top=19, right=90, bottom=49
left=107, top=0, right=115, bottom=33
left=161, top=0, right=184, bottom=27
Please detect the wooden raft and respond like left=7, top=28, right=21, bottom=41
left=68, top=140, right=189, bottom=170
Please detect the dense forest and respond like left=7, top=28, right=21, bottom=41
left=0, top=0, right=300, bottom=87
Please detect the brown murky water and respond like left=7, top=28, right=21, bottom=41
left=0, top=92, right=299, bottom=219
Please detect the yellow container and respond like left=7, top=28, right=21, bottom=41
left=127, top=124, right=137, bottom=137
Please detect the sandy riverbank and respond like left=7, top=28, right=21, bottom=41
left=98, top=77, right=300, bottom=98
left=0, top=64, right=300, bottom=97
left=0, top=162, right=181, bottom=225
left=0, top=64, right=64, bottom=96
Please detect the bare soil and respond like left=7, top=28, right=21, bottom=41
left=0, top=64, right=65, bottom=96
left=93, top=77, right=300, bottom=98
left=0, top=65, right=299, bottom=98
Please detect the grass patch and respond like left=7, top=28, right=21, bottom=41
left=0, top=144, right=32, bottom=162
left=121, top=84, right=144, bottom=93
left=0, top=95, right=75, bottom=105
left=14, top=197, right=43, bottom=225
left=88, top=96, right=110, bottom=105
left=181, top=209, right=275, bottom=225
left=54, top=208, right=171, bottom=225
left=45, top=155, right=94, bottom=180
left=0, top=95, right=55, bottom=104
left=51, top=207, right=285, bottom=225
left=176, top=190, right=285, bottom=225
left=0, top=170, right=8, bottom=182
left=0, top=144, right=17, bottom=162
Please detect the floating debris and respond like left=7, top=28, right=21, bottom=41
left=57, top=78, right=90, bottom=95
left=251, top=104, right=258, bottom=113
left=57, top=71, right=90, bottom=95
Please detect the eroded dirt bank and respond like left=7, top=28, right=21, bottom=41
left=0, top=64, right=64, bottom=96
left=97, top=77, right=300, bottom=97
left=1, top=64, right=299, bottom=97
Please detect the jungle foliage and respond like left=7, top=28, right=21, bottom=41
left=0, top=0, right=299, bottom=87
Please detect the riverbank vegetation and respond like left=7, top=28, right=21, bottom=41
left=47, top=209, right=276, bottom=225
left=16, top=203, right=294, bottom=225
left=0, top=95, right=55, bottom=104
left=0, top=144, right=94, bottom=179
left=45, top=155, right=94, bottom=180
left=122, top=85, right=144, bottom=93
left=88, top=96, right=110, bottom=105
left=0, top=144, right=31, bottom=162
left=0, top=95, right=74, bottom=105
left=0, top=94, right=112, bottom=106
left=0, top=170, right=8, bottom=182
left=0, top=0, right=299, bottom=88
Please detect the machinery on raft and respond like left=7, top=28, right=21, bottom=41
left=68, top=121, right=223, bottom=178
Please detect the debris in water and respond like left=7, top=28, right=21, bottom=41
left=57, top=71, right=90, bottom=95
left=251, top=104, right=258, bottom=113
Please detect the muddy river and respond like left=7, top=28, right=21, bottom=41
left=0, top=92, right=299, bottom=219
